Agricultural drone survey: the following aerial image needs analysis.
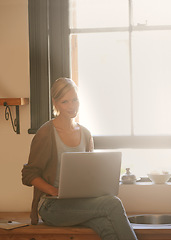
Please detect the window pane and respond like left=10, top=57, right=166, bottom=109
left=70, top=33, right=131, bottom=135
left=122, top=149, right=171, bottom=178
left=69, top=0, right=129, bottom=28
left=132, top=31, right=171, bottom=135
left=133, top=0, right=171, bottom=26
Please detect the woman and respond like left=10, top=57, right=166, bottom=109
left=22, top=78, right=138, bottom=240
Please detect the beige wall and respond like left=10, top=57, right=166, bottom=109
left=0, top=0, right=33, bottom=211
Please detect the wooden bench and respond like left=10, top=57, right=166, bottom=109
left=0, top=212, right=101, bottom=240
left=1, top=212, right=171, bottom=240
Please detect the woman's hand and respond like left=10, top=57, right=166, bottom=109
left=48, top=185, right=58, bottom=196
left=31, top=177, right=58, bottom=196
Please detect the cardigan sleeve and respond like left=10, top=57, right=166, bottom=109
left=22, top=124, right=53, bottom=186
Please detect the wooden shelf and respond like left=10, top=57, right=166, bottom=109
left=0, top=98, right=29, bottom=134
left=0, top=98, right=29, bottom=106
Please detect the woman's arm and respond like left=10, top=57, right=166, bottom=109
left=22, top=122, right=57, bottom=187
left=31, top=177, right=58, bottom=196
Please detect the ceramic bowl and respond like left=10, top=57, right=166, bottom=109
left=147, top=173, right=171, bottom=184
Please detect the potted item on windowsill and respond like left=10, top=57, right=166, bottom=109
left=121, top=168, right=136, bottom=184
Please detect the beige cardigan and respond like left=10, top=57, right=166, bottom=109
left=22, top=120, right=94, bottom=225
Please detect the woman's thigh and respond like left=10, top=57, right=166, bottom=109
left=39, top=195, right=122, bottom=226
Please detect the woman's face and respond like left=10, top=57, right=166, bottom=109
left=54, top=87, right=79, bottom=119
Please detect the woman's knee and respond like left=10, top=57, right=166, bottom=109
left=113, top=196, right=123, bottom=206
left=103, top=195, right=122, bottom=205
left=102, top=195, right=125, bottom=212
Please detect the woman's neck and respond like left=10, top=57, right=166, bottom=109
left=53, top=116, right=78, bottom=131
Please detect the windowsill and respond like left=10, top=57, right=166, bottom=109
left=118, top=182, right=171, bottom=214
left=120, top=182, right=171, bottom=186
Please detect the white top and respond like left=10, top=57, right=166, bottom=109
left=53, top=126, right=86, bottom=187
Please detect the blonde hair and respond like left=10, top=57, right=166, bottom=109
left=51, top=77, right=78, bottom=116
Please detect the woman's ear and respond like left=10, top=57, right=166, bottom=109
left=52, top=98, right=60, bottom=116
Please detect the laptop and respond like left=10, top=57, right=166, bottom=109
left=55, top=151, right=121, bottom=199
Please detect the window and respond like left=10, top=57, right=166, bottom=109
left=69, top=0, right=171, bottom=177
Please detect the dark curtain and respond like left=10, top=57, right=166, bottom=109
left=28, top=0, right=69, bottom=134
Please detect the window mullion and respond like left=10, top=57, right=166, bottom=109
left=129, top=0, right=134, bottom=136
left=70, top=27, right=129, bottom=34
left=133, top=25, right=171, bottom=31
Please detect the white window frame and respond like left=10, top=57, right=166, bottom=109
left=69, top=0, right=171, bottom=149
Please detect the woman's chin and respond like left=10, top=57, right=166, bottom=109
left=67, top=112, right=78, bottom=119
